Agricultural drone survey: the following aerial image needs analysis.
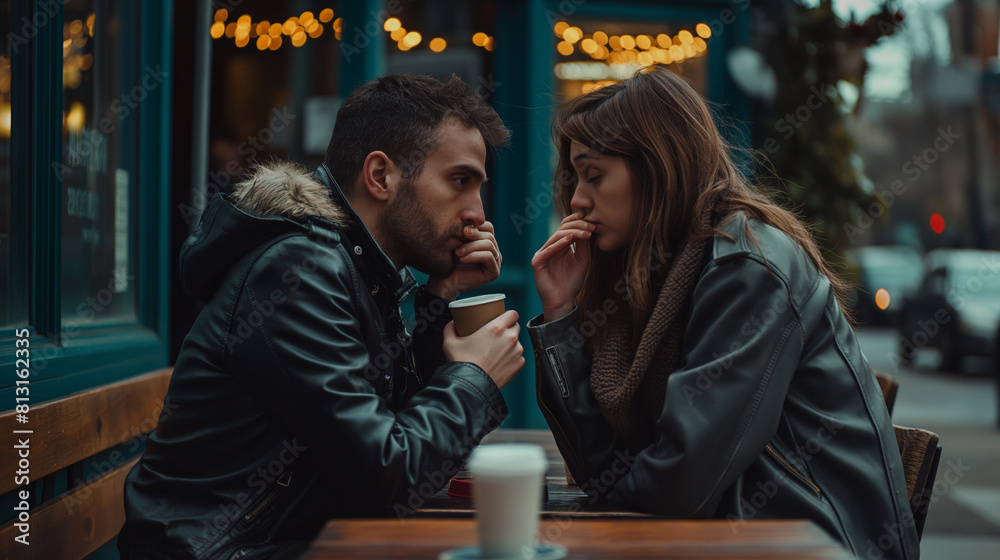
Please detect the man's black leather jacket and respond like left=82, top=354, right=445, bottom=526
left=529, top=214, right=919, bottom=560
left=119, top=164, right=507, bottom=559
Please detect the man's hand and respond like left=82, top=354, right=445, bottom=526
left=443, top=310, right=524, bottom=389
left=425, top=221, right=501, bottom=300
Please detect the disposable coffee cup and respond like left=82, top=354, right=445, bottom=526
left=448, top=294, right=506, bottom=337
left=468, top=444, right=547, bottom=559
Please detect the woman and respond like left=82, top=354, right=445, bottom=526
left=528, top=68, right=918, bottom=560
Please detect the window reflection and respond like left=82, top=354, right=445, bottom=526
left=60, top=0, right=138, bottom=326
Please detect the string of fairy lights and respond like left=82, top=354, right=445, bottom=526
left=210, top=8, right=336, bottom=50
left=205, top=7, right=709, bottom=93
left=554, top=21, right=711, bottom=66
left=205, top=10, right=711, bottom=96
left=551, top=21, right=711, bottom=93
left=209, top=8, right=494, bottom=54
left=206, top=7, right=708, bottom=66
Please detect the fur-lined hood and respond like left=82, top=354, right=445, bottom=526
left=229, top=160, right=348, bottom=223
left=179, top=161, right=351, bottom=301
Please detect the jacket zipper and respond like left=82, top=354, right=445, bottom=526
left=765, top=444, right=821, bottom=494
left=242, top=488, right=280, bottom=523
left=534, top=352, right=584, bottom=482
left=242, top=472, right=291, bottom=523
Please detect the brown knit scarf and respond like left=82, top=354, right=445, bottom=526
left=589, top=200, right=720, bottom=450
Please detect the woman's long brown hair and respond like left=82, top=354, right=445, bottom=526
left=553, top=67, right=852, bottom=351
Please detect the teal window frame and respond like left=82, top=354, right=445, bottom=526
left=0, top=0, right=172, bottom=406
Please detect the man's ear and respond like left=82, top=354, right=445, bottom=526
left=359, top=151, right=399, bottom=202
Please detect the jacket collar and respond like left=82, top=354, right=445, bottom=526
left=313, top=164, right=417, bottom=301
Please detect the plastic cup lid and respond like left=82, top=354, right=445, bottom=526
left=448, top=294, right=506, bottom=308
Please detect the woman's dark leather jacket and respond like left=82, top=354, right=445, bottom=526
left=529, top=214, right=919, bottom=560
left=119, top=164, right=507, bottom=559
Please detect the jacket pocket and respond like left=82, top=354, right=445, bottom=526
left=764, top=444, right=821, bottom=495
left=198, top=470, right=295, bottom=560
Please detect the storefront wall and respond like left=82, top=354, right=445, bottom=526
left=0, top=0, right=748, bottom=433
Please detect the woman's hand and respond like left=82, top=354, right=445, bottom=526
left=531, top=212, right=594, bottom=322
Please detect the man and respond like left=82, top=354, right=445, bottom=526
left=119, top=74, right=523, bottom=559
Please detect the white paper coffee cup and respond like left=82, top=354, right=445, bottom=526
left=468, top=444, right=547, bottom=558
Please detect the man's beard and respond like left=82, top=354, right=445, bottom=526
left=377, top=178, right=461, bottom=277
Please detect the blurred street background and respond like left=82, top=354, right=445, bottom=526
left=3, top=1, right=1000, bottom=558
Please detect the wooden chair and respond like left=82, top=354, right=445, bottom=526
left=874, top=371, right=899, bottom=416
left=0, top=368, right=172, bottom=560
left=892, top=425, right=941, bottom=541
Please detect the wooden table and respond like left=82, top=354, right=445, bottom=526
left=417, top=429, right=647, bottom=518
left=301, top=429, right=852, bottom=558
left=301, top=518, right=853, bottom=559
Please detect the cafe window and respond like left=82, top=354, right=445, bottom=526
left=206, top=0, right=344, bottom=203
left=552, top=18, right=712, bottom=100
left=382, top=1, right=496, bottom=90
left=382, top=0, right=498, bottom=218
left=0, top=0, right=171, bottom=399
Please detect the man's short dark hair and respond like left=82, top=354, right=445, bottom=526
left=325, top=73, right=510, bottom=195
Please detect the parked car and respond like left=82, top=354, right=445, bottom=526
left=844, top=245, right=923, bottom=326
left=897, top=249, right=1000, bottom=372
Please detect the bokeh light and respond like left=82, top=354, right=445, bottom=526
left=875, top=289, right=890, bottom=311
left=930, top=213, right=945, bottom=234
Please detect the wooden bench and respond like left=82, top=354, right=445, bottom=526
left=0, top=368, right=172, bottom=560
